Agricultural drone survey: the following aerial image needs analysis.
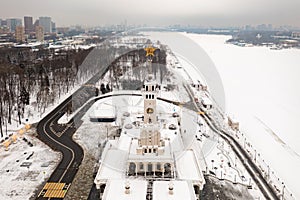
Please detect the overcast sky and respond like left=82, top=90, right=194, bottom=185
left=1, top=0, right=300, bottom=27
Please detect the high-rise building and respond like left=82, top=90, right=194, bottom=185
left=15, top=26, right=25, bottom=42
left=1, top=19, right=7, bottom=26
left=7, top=18, right=22, bottom=32
left=51, top=21, right=56, bottom=33
left=33, top=19, right=39, bottom=29
left=24, top=16, right=33, bottom=34
left=35, top=26, right=44, bottom=42
left=39, top=17, right=52, bottom=33
left=0, top=19, right=9, bottom=34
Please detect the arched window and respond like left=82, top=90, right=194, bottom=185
left=164, top=163, right=172, bottom=175
left=128, top=162, right=136, bottom=175
left=157, top=163, right=161, bottom=170
left=140, top=163, right=144, bottom=170
left=148, top=163, right=153, bottom=172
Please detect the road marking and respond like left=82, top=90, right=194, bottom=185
left=54, top=122, right=74, bottom=137
left=39, top=182, right=68, bottom=198
left=41, top=97, right=75, bottom=183
left=37, top=92, right=187, bottom=198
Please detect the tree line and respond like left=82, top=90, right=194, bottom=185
left=0, top=47, right=92, bottom=137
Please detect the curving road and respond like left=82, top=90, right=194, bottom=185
left=34, top=46, right=279, bottom=200
left=35, top=58, right=112, bottom=199
left=35, top=47, right=167, bottom=199
left=36, top=81, right=278, bottom=200
left=36, top=91, right=94, bottom=199
left=184, top=84, right=280, bottom=200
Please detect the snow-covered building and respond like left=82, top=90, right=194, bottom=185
left=201, top=96, right=212, bottom=110
left=89, top=102, right=116, bottom=122
left=94, top=71, right=205, bottom=199
left=228, top=116, right=239, bottom=131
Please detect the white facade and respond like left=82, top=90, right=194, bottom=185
left=94, top=79, right=206, bottom=199
left=94, top=56, right=205, bottom=199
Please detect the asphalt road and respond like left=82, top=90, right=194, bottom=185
left=184, top=85, right=280, bottom=200
left=35, top=48, right=143, bottom=200
left=35, top=61, right=112, bottom=200
left=34, top=47, right=279, bottom=200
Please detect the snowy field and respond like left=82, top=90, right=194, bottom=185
left=156, top=32, right=300, bottom=199
left=185, top=33, right=300, bottom=199
left=0, top=129, right=59, bottom=200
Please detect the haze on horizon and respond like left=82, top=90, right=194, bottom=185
left=1, top=0, right=300, bottom=27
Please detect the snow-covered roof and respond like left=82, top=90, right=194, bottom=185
left=48, top=44, right=65, bottom=49
left=94, top=149, right=127, bottom=185
left=175, top=150, right=205, bottom=185
left=102, top=180, right=147, bottom=200
left=14, top=42, right=42, bottom=48
left=228, top=116, right=239, bottom=123
left=152, top=181, right=197, bottom=200
left=90, top=102, right=116, bottom=119
left=128, top=138, right=173, bottom=162
left=118, top=134, right=132, bottom=152
left=201, top=96, right=212, bottom=105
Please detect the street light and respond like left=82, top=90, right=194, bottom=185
left=106, top=125, right=108, bottom=141
left=281, top=182, right=285, bottom=200
left=235, top=155, right=237, bottom=167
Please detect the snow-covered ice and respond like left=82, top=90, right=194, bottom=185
left=183, top=33, right=300, bottom=199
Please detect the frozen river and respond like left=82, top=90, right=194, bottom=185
left=146, top=31, right=300, bottom=199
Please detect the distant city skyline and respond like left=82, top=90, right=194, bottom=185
left=0, top=0, right=300, bottom=28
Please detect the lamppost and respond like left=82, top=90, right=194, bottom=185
left=281, top=182, right=285, bottom=200
left=105, top=125, right=108, bottom=141
left=235, top=155, right=237, bottom=167
left=214, top=167, right=217, bottom=175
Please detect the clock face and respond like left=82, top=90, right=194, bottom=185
left=146, top=107, right=154, bottom=114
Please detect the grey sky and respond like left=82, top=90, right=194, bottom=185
left=1, top=0, right=300, bottom=27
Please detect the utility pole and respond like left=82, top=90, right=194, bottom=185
left=106, top=125, right=108, bottom=141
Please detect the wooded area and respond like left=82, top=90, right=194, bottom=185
left=0, top=47, right=92, bottom=137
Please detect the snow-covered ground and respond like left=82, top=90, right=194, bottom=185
left=0, top=129, right=60, bottom=200
left=4, top=84, right=81, bottom=137
left=2, top=32, right=298, bottom=199
left=174, top=33, right=300, bottom=199
left=75, top=94, right=264, bottom=199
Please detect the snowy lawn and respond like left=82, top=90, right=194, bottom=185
left=0, top=129, right=60, bottom=200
